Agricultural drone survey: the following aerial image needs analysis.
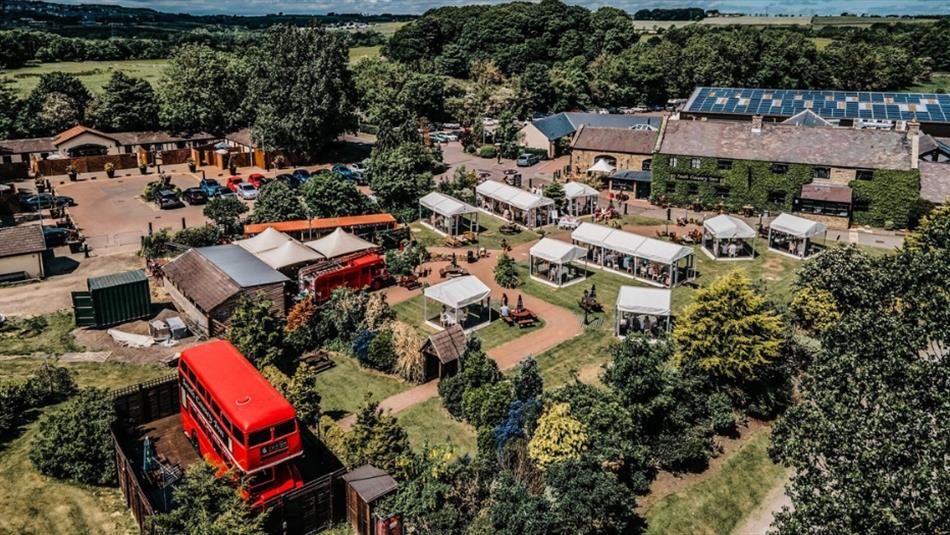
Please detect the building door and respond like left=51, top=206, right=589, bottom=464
left=635, top=181, right=651, bottom=200
left=71, top=291, right=97, bottom=326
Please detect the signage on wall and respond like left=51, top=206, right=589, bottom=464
left=672, top=173, right=723, bottom=184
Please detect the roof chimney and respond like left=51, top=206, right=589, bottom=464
left=908, top=119, right=920, bottom=170
left=751, top=115, right=763, bottom=133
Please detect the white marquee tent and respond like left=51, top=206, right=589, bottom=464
left=236, top=226, right=292, bottom=254
left=528, top=238, right=588, bottom=287
left=476, top=181, right=555, bottom=228
left=588, top=159, right=616, bottom=174
left=255, top=240, right=324, bottom=270
left=419, top=191, right=480, bottom=236
left=768, top=213, right=827, bottom=259
left=423, top=276, right=493, bottom=331
left=562, top=181, right=600, bottom=216
left=615, top=286, right=672, bottom=337
left=571, top=222, right=695, bottom=287
left=702, top=214, right=757, bottom=260
left=305, top=228, right=377, bottom=259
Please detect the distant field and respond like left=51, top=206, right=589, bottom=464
left=812, top=15, right=939, bottom=27
left=633, top=15, right=938, bottom=31
left=1, top=60, right=168, bottom=96
left=349, top=46, right=382, bottom=63
left=372, top=21, right=407, bottom=37
left=812, top=37, right=834, bottom=50
left=909, top=72, right=950, bottom=93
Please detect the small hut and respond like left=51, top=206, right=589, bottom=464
left=420, top=324, right=466, bottom=381
left=343, top=465, right=399, bottom=535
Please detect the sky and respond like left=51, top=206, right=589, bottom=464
left=49, top=0, right=950, bottom=16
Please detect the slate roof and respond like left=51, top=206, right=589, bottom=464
left=342, top=465, right=398, bottom=503
left=0, top=137, right=56, bottom=154
left=529, top=112, right=661, bottom=141
left=421, top=324, right=466, bottom=364
left=572, top=125, right=659, bottom=154
left=800, top=184, right=853, bottom=204
left=226, top=128, right=255, bottom=148
left=659, top=119, right=914, bottom=170
left=162, top=246, right=287, bottom=311
left=919, top=162, right=950, bottom=204
left=0, top=225, right=46, bottom=257
left=110, top=131, right=217, bottom=146
left=781, top=109, right=833, bottom=127
left=53, top=125, right=118, bottom=145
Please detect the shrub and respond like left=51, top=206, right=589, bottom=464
left=437, top=373, right=467, bottom=419
left=0, top=382, right=30, bottom=437
left=25, top=361, right=76, bottom=406
left=287, top=363, right=322, bottom=427
left=477, top=145, right=497, bottom=159
left=351, top=329, right=376, bottom=364
left=494, top=252, right=521, bottom=288
left=392, top=321, right=426, bottom=383
left=319, top=416, right=351, bottom=466
left=366, top=330, right=397, bottom=372
left=31, top=388, right=117, bottom=485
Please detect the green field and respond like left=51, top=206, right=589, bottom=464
left=910, top=72, right=950, bottom=94
left=1, top=60, right=169, bottom=97
left=314, top=352, right=410, bottom=417
left=0, top=312, right=82, bottom=355
left=372, top=22, right=407, bottom=38
left=410, top=215, right=541, bottom=251
left=349, top=46, right=382, bottom=63
left=396, top=397, right=476, bottom=458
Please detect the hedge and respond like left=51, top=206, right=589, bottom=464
left=477, top=146, right=498, bottom=159
left=849, top=169, right=920, bottom=228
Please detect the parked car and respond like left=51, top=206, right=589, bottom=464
left=155, top=189, right=184, bottom=209
left=235, top=182, right=258, bottom=200
left=442, top=132, right=459, bottom=142
left=516, top=153, right=540, bottom=167
left=247, top=173, right=269, bottom=188
left=20, top=194, right=74, bottom=211
left=292, top=169, right=311, bottom=182
left=275, top=174, right=300, bottom=190
left=42, top=226, right=73, bottom=247
left=182, top=187, right=208, bottom=205
left=332, top=164, right=360, bottom=182
left=226, top=176, right=244, bottom=193
left=430, top=133, right=447, bottom=143
left=199, top=178, right=225, bottom=197
left=219, top=191, right=238, bottom=201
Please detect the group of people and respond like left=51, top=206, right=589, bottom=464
left=536, top=261, right=577, bottom=285
left=717, top=240, right=742, bottom=258
left=618, top=313, right=666, bottom=337
left=595, top=250, right=672, bottom=288
left=770, top=234, right=808, bottom=257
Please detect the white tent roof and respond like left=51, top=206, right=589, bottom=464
left=420, top=191, right=478, bottom=217
left=305, top=228, right=377, bottom=258
left=588, top=159, right=616, bottom=173
left=255, top=240, right=324, bottom=269
left=424, top=276, right=492, bottom=309
left=572, top=222, right=694, bottom=264
left=563, top=181, right=600, bottom=200
left=236, top=227, right=292, bottom=254
left=770, top=213, right=827, bottom=239
left=476, top=181, right=554, bottom=211
left=704, top=214, right=756, bottom=239
left=616, top=286, right=672, bottom=316
left=530, top=238, right=587, bottom=265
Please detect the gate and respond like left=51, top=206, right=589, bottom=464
left=71, top=291, right=96, bottom=327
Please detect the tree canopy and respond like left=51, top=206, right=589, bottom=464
left=300, top=171, right=369, bottom=218
left=157, top=44, right=249, bottom=134
left=248, top=180, right=306, bottom=224
left=89, top=71, right=159, bottom=132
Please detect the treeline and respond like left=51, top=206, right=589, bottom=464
left=633, top=8, right=706, bottom=21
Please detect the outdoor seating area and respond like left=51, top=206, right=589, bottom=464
left=701, top=214, right=757, bottom=260
left=419, top=191, right=480, bottom=237
left=528, top=238, right=589, bottom=288
left=563, top=181, right=600, bottom=216
left=571, top=222, right=696, bottom=288
left=499, top=293, right=537, bottom=328
left=615, top=286, right=672, bottom=338
left=768, top=213, right=828, bottom=259
left=423, top=275, right=493, bottom=332
left=475, top=181, right=555, bottom=229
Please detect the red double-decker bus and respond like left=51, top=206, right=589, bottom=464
left=178, top=340, right=304, bottom=505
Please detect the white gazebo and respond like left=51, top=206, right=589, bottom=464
left=615, top=286, right=672, bottom=338
left=702, top=214, right=757, bottom=260
left=475, top=181, right=555, bottom=229
left=571, top=222, right=695, bottom=288
left=419, top=191, right=480, bottom=236
left=588, top=158, right=616, bottom=175
left=562, top=181, right=600, bottom=216
left=305, top=228, right=377, bottom=259
left=423, top=276, right=493, bottom=332
left=528, top=238, right=588, bottom=287
left=768, top=213, right=827, bottom=259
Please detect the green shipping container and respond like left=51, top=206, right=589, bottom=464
left=75, top=269, right=152, bottom=328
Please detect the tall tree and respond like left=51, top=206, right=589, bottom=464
left=88, top=71, right=159, bottom=132
left=245, top=26, right=357, bottom=162
left=904, top=205, right=950, bottom=253
left=203, top=196, right=248, bottom=237
left=248, top=180, right=306, bottom=224
left=226, top=298, right=287, bottom=369
left=21, top=72, right=92, bottom=136
left=527, top=402, right=588, bottom=469
left=512, top=357, right=543, bottom=402
left=346, top=400, right=411, bottom=476
left=157, top=44, right=249, bottom=135
left=300, top=171, right=369, bottom=218
left=368, top=141, right=435, bottom=221
left=0, top=81, right=21, bottom=139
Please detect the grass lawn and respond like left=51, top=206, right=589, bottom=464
left=909, top=72, right=950, bottom=94
left=1, top=60, right=169, bottom=97
left=349, top=46, right=381, bottom=63
left=314, top=353, right=409, bottom=418
left=0, top=312, right=83, bottom=355
left=396, top=397, right=476, bottom=458
left=812, top=37, right=834, bottom=50
left=410, top=215, right=540, bottom=251
left=643, top=428, right=789, bottom=535
left=0, top=358, right=168, bottom=535
left=392, top=294, right=543, bottom=350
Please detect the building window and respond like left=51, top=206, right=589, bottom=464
left=714, top=186, right=731, bottom=198
left=768, top=191, right=786, bottom=203
left=690, top=158, right=701, bottom=169
left=813, top=166, right=830, bottom=179
left=856, top=169, right=874, bottom=180
left=686, top=183, right=699, bottom=195
left=669, top=156, right=678, bottom=168
left=176, top=141, right=187, bottom=149
left=124, top=146, right=133, bottom=154
left=770, top=163, right=788, bottom=174
left=1, top=155, right=11, bottom=164
left=642, top=159, right=652, bottom=171
left=717, top=159, right=732, bottom=170
left=665, top=183, right=676, bottom=193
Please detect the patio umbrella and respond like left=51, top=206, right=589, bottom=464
left=590, top=284, right=597, bottom=299
left=502, top=293, right=509, bottom=306
left=516, top=294, right=524, bottom=310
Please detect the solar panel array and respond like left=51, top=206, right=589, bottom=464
left=685, top=87, right=950, bottom=124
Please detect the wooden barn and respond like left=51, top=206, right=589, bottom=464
left=420, top=324, right=466, bottom=381
left=342, top=465, right=399, bottom=535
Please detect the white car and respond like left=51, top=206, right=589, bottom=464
left=442, top=132, right=459, bottom=142
left=558, top=215, right=581, bottom=230
left=236, top=182, right=258, bottom=200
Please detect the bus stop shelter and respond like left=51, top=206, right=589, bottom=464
left=418, top=191, right=479, bottom=236
left=615, top=286, right=672, bottom=338
left=702, top=214, right=757, bottom=260
left=476, top=181, right=555, bottom=229
left=423, top=275, right=493, bottom=332
left=768, top=213, right=827, bottom=259
left=528, top=238, right=588, bottom=287
left=562, top=181, right=600, bottom=216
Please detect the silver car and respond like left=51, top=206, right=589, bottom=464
left=236, top=182, right=258, bottom=200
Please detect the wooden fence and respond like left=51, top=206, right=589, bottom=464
left=0, top=162, right=29, bottom=180
left=35, top=153, right=139, bottom=176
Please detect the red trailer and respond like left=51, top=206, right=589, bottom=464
left=299, top=251, right=392, bottom=303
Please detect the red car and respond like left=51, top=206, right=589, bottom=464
left=247, top=173, right=269, bottom=189
left=226, top=176, right=244, bottom=192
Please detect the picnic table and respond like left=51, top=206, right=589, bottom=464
left=439, top=265, right=468, bottom=278
left=399, top=274, right=421, bottom=290
left=503, top=308, right=536, bottom=328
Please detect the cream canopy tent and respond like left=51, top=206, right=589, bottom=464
left=255, top=240, right=324, bottom=270
left=562, top=181, right=600, bottom=216
left=588, top=159, right=616, bottom=174
left=615, top=286, right=672, bottom=337
left=423, top=276, right=493, bottom=331
left=475, top=181, right=555, bottom=228
left=236, top=227, right=292, bottom=254
left=305, top=228, right=377, bottom=259
left=571, top=222, right=695, bottom=287
left=419, top=191, right=480, bottom=236
left=768, top=213, right=828, bottom=259
left=529, top=238, right=588, bottom=287
left=702, top=214, right=757, bottom=260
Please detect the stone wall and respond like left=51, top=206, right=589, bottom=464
left=571, top=149, right=651, bottom=176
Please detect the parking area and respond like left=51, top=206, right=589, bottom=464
left=437, top=141, right=569, bottom=189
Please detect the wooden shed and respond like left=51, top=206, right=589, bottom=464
left=420, top=324, right=465, bottom=381
left=342, top=465, right=399, bottom=535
